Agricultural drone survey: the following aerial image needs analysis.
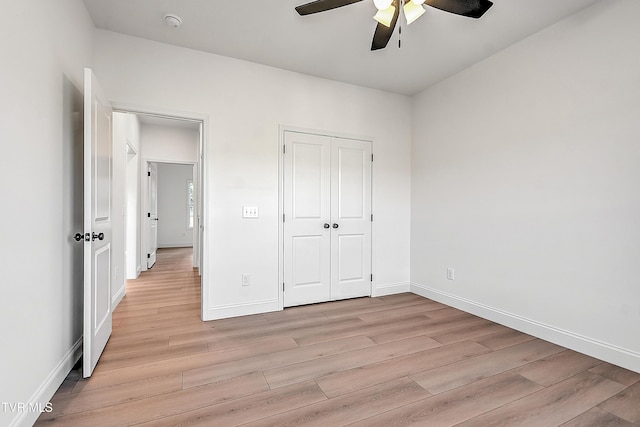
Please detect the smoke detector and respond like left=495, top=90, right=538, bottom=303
left=164, top=14, right=183, bottom=28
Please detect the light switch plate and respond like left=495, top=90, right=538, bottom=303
left=447, top=267, right=455, bottom=280
left=242, top=206, right=259, bottom=218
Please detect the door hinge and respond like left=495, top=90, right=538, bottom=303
left=283, top=145, right=286, bottom=154
left=283, top=214, right=285, bottom=223
left=282, top=283, right=285, bottom=292
left=371, top=214, right=374, bottom=222
left=148, top=171, right=151, bottom=177
left=148, top=212, right=151, bottom=218
left=370, top=274, right=373, bottom=282
left=371, top=153, right=374, bottom=162
left=147, top=253, right=150, bottom=259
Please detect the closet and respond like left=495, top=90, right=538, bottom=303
left=283, top=131, right=372, bottom=307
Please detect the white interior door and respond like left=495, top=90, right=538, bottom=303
left=283, top=131, right=371, bottom=307
left=147, top=162, right=158, bottom=268
left=83, top=68, right=113, bottom=378
left=330, top=139, right=372, bottom=300
left=283, top=132, right=332, bottom=306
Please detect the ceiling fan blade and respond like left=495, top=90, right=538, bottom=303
left=424, top=0, right=493, bottom=18
left=295, top=0, right=364, bottom=15
left=371, top=3, right=400, bottom=51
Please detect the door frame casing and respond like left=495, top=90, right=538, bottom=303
left=278, top=125, right=375, bottom=311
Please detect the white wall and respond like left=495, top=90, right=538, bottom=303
left=141, top=123, right=199, bottom=164
left=411, top=0, right=640, bottom=372
left=114, top=112, right=142, bottom=280
left=0, top=1, right=94, bottom=426
left=111, top=114, right=128, bottom=305
left=94, top=30, right=412, bottom=320
left=157, top=163, right=195, bottom=248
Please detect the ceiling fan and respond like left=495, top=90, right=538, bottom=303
left=295, top=0, right=493, bottom=50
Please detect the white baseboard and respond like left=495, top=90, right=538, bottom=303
left=9, top=338, right=82, bottom=427
left=112, top=283, right=126, bottom=308
left=372, top=281, right=410, bottom=297
left=203, top=299, right=280, bottom=321
left=158, top=244, right=193, bottom=248
left=411, top=282, right=640, bottom=374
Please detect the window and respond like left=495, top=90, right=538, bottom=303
left=187, top=180, right=194, bottom=229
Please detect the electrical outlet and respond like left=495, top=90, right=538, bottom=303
left=242, top=274, right=251, bottom=286
left=447, top=267, right=455, bottom=280
left=242, top=206, right=259, bottom=218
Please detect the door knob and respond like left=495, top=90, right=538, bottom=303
left=92, top=232, right=105, bottom=241
left=323, top=223, right=330, bottom=229
left=332, top=223, right=339, bottom=229
left=74, top=233, right=84, bottom=242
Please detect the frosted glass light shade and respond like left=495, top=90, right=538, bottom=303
left=411, top=0, right=426, bottom=4
left=403, top=1, right=425, bottom=24
left=373, top=5, right=396, bottom=27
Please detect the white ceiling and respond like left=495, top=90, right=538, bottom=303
left=83, top=0, right=602, bottom=95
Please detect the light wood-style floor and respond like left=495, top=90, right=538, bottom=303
left=37, top=247, right=640, bottom=426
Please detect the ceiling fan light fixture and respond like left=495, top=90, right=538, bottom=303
left=403, top=1, right=425, bottom=25
left=373, top=0, right=393, bottom=10
left=373, top=5, right=395, bottom=27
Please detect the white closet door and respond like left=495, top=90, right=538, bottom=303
left=283, top=131, right=371, bottom=307
left=283, top=132, right=332, bottom=306
left=330, top=138, right=372, bottom=300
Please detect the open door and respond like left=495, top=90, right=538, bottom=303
left=147, top=162, right=158, bottom=268
left=83, top=68, right=113, bottom=378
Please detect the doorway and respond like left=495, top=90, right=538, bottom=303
left=115, top=111, right=205, bottom=315
left=146, top=161, right=197, bottom=268
left=282, top=130, right=372, bottom=307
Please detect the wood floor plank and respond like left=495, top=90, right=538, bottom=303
left=455, top=371, right=627, bottom=427
left=40, top=374, right=182, bottom=419
left=73, top=335, right=298, bottom=393
left=351, top=372, right=543, bottom=427
left=431, top=319, right=509, bottom=344
left=242, top=377, right=431, bottom=427
left=40, top=373, right=270, bottom=426
left=263, top=335, right=441, bottom=389
left=598, top=382, right=640, bottom=424
left=355, top=299, right=447, bottom=322
left=473, top=328, right=536, bottom=350
left=590, top=363, right=640, bottom=387
left=561, top=407, right=638, bottom=427
left=182, top=335, right=376, bottom=389
left=294, top=313, right=436, bottom=347
left=94, top=341, right=209, bottom=372
left=422, top=306, right=469, bottom=319
left=104, top=321, right=213, bottom=345
left=323, top=298, right=441, bottom=320
left=317, top=340, right=489, bottom=398
left=134, top=380, right=327, bottom=427
left=410, top=338, right=563, bottom=395
left=516, top=349, right=603, bottom=387
left=103, top=335, right=169, bottom=355
left=368, top=314, right=484, bottom=344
